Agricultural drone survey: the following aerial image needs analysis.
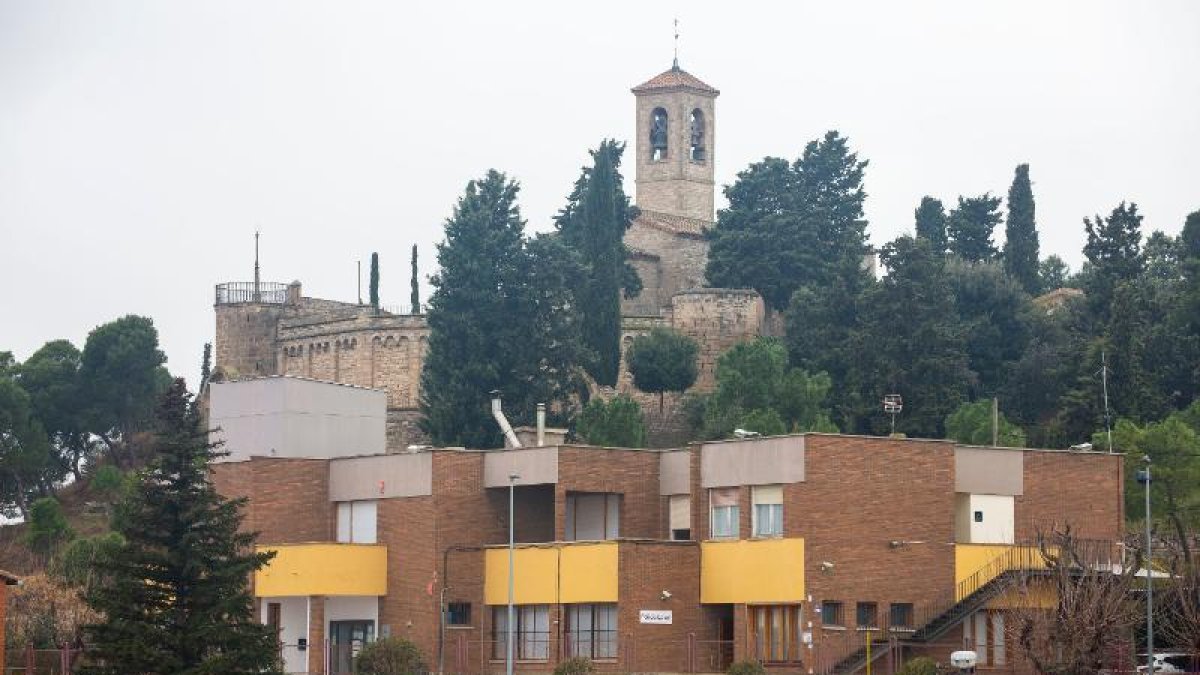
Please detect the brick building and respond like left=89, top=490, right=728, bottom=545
left=209, top=377, right=1124, bottom=674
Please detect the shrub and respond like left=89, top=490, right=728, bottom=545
left=90, top=464, right=125, bottom=496
left=576, top=395, right=646, bottom=448
left=896, top=656, right=939, bottom=675
left=554, top=656, right=596, bottom=675
left=727, top=660, right=766, bottom=675
left=354, top=637, right=427, bottom=675
left=25, top=497, right=73, bottom=555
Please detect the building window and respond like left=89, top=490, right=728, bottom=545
left=565, top=604, right=618, bottom=660
left=752, top=485, right=783, bottom=537
left=492, top=606, right=550, bottom=661
left=856, top=602, right=878, bottom=629
left=447, top=602, right=471, bottom=626
left=336, top=500, right=377, bottom=543
left=669, top=494, right=691, bottom=541
left=709, top=488, right=739, bottom=538
left=565, top=493, right=620, bottom=541
left=821, top=601, right=844, bottom=627
left=889, top=603, right=914, bottom=630
left=749, top=605, right=803, bottom=663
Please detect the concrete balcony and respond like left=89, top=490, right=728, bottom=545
left=255, top=543, right=387, bottom=597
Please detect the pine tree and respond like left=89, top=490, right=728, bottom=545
left=555, top=140, right=638, bottom=386
left=420, top=171, right=586, bottom=448
left=82, top=379, right=278, bottom=675
left=914, top=196, right=947, bottom=253
left=1083, top=202, right=1144, bottom=316
left=1003, top=164, right=1040, bottom=293
left=947, top=194, right=1002, bottom=262
left=705, top=131, right=869, bottom=310
left=369, top=252, right=380, bottom=310
left=626, top=328, right=699, bottom=412
left=410, top=244, right=420, bottom=314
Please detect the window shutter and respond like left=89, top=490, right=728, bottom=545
left=752, top=485, right=783, bottom=505
left=669, top=495, right=690, bottom=530
left=710, top=487, right=739, bottom=507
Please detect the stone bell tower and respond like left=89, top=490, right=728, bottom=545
left=632, top=61, right=720, bottom=222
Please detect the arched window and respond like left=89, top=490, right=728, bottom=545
left=689, top=109, right=706, bottom=162
left=650, top=108, right=668, bottom=161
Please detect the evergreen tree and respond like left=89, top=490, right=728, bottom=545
left=82, top=379, right=278, bottom=675
left=1175, top=211, right=1200, bottom=396
left=1082, top=202, right=1144, bottom=315
left=410, top=244, right=420, bottom=313
left=914, top=196, right=948, bottom=253
left=626, top=328, right=699, bottom=412
left=947, top=194, right=1002, bottom=262
left=556, top=140, right=639, bottom=386
left=1038, top=255, right=1072, bottom=290
left=1003, top=164, right=1040, bottom=293
left=705, top=131, right=869, bottom=310
left=575, top=395, right=647, bottom=448
left=21, top=340, right=93, bottom=480
left=945, top=259, right=1033, bottom=399
left=420, top=171, right=587, bottom=448
left=0, top=368, right=55, bottom=518
left=848, top=236, right=971, bottom=437
left=699, top=337, right=837, bottom=439
left=369, top=252, right=380, bottom=310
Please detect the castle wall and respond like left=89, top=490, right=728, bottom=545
left=622, top=253, right=664, bottom=316
left=670, top=289, right=765, bottom=391
left=214, top=303, right=284, bottom=379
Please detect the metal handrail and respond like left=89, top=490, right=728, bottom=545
left=215, top=281, right=289, bottom=305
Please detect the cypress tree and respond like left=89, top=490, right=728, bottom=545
left=82, top=379, right=278, bottom=675
left=914, top=196, right=948, bottom=253
left=1003, top=164, right=1041, bottom=293
left=555, top=140, right=637, bottom=386
left=947, top=194, right=1002, bottom=262
left=369, top=252, right=380, bottom=310
left=199, top=342, right=212, bottom=391
left=410, top=244, right=420, bottom=314
left=421, top=171, right=586, bottom=448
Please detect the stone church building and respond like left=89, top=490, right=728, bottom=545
left=213, top=62, right=766, bottom=448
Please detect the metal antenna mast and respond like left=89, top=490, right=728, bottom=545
left=1101, top=350, right=1113, bottom=453
left=673, top=18, right=680, bottom=69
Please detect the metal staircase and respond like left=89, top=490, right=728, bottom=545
left=817, top=543, right=1088, bottom=675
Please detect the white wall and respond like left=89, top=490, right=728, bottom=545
left=210, top=377, right=386, bottom=461
left=956, top=493, right=1015, bottom=544
left=326, top=595, right=380, bottom=633
left=261, top=596, right=308, bottom=674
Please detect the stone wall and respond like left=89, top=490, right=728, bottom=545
left=621, top=219, right=709, bottom=315
left=633, top=88, right=717, bottom=222
left=670, top=289, right=765, bottom=391
left=214, top=302, right=284, bottom=379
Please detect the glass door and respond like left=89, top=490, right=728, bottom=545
left=329, top=620, right=375, bottom=674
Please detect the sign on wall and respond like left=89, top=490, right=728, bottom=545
left=639, top=610, right=673, bottom=625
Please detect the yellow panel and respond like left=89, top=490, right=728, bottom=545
left=954, top=544, right=1048, bottom=601
left=988, top=579, right=1057, bottom=609
left=255, top=544, right=386, bottom=597
left=560, top=543, right=618, bottom=603
left=484, top=547, right=559, bottom=605
left=701, top=538, right=804, bottom=604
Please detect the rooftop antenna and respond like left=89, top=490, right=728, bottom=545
left=1101, top=350, right=1113, bottom=453
left=672, top=18, right=680, bottom=69
left=253, top=230, right=261, bottom=302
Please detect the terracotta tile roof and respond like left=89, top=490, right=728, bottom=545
left=631, top=65, right=719, bottom=95
left=633, top=210, right=710, bottom=237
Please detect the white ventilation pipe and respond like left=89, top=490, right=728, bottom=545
left=536, top=403, right=546, bottom=447
left=491, top=391, right=522, bottom=449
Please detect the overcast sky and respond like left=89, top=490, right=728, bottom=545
left=2, top=1, right=1198, bottom=385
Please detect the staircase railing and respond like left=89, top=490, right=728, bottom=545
left=815, top=539, right=1120, bottom=674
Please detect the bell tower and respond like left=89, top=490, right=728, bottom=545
left=632, top=62, right=719, bottom=222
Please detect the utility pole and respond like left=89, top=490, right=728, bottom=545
left=253, top=230, right=261, bottom=302
left=1137, top=456, right=1154, bottom=674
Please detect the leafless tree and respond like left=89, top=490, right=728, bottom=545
left=1158, top=529, right=1200, bottom=668
left=1012, top=526, right=1141, bottom=675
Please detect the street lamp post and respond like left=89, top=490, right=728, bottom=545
left=1137, top=456, right=1153, bottom=675
left=507, top=472, right=520, bottom=675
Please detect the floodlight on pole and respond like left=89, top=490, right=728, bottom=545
left=1137, top=456, right=1153, bottom=675
left=506, top=472, right=520, bottom=675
